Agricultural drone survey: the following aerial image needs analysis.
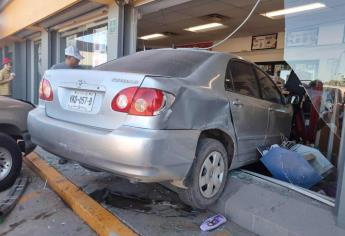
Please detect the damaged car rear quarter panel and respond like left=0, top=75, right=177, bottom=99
left=124, top=53, right=239, bottom=168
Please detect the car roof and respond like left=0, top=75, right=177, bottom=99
left=96, top=48, right=249, bottom=78
left=154, top=48, right=243, bottom=60
left=97, top=48, right=238, bottom=78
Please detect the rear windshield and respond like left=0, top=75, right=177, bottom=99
left=95, top=49, right=213, bottom=78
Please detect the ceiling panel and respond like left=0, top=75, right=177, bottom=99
left=160, top=0, right=214, bottom=13
left=176, top=1, right=234, bottom=17
left=244, top=0, right=284, bottom=12
left=138, top=0, right=285, bottom=47
left=39, top=1, right=104, bottom=28
left=141, top=11, right=192, bottom=24
left=219, top=0, right=257, bottom=8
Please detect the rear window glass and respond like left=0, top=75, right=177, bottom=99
left=95, top=49, right=213, bottom=78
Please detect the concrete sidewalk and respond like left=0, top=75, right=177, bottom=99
left=212, top=171, right=345, bottom=236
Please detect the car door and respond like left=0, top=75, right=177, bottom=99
left=225, top=60, right=270, bottom=162
left=254, top=67, right=293, bottom=144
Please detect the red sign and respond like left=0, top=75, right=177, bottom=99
left=176, top=41, right=213, bottom=50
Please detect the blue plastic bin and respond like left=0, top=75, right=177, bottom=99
left=260, top=147, right=322, bottom=189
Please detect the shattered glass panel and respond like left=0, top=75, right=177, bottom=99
left=283, top=0, right=345, bottom=200
left=284, top=0, right=344, bottom=163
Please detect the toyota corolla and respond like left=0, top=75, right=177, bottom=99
left=28, top=49, right=293, bottom=208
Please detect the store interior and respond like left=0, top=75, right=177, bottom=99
left=133, top=0, right=344, bottom=201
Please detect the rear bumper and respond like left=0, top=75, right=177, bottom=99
left=28, top=108, right=200, bottom=182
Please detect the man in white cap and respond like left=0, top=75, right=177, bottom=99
left=51, top=45, right=84, bottom=69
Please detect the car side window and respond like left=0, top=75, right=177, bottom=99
left=255, top=68, right=283, bottom=104
left=229, top=61, right=260, bottom=98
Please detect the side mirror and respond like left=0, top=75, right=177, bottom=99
left=288, top=95, right=300, bottom=104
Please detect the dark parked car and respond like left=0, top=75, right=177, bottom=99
left=0, top=96, right=35, bottom=191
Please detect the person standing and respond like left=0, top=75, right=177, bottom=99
left=51, top=46, right=84, bottom=164
left=0, top=58, right=15, bottom=97
left=51, top=45, right=84, bottom=70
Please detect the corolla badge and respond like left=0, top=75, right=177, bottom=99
left=112, top=78, right=139, bottom=84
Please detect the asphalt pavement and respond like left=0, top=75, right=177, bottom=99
left=0, top=166, right=94, bottom=236
left=0, top=147, right=257, bottom=236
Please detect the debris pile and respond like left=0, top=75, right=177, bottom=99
left=257, top=140, right=333, bottom=189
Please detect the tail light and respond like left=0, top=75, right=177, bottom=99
left=111, top=87, right=175, bottom=116
left=39, top=79, right=53, bottom=101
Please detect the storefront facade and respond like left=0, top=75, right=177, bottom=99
left=1, top=0, right=345, bottom=231
left=0, top=0, right=140, bottom=103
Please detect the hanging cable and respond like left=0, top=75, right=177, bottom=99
left=204, top=0, right=261, bottom=50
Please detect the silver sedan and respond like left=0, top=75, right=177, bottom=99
left=28, top=49, right=292, bottom=208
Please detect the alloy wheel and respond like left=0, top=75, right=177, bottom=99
left=0, top=147, right=13, bottom=181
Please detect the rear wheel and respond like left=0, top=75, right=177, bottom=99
left=179, top=138, right=228, bottom=209
left=0, top=133, right=22, bottom=191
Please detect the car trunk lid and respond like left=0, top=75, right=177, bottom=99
left=43, top=69, right=145, bottom=130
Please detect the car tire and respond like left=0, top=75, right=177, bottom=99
left=0, top=133, right=22, bottom=191
left=179, top=138, right=228, bottom=209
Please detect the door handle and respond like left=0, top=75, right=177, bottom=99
left=232, top=100, right=243, bottom=106
left=269, top=107, right=288, bottom=113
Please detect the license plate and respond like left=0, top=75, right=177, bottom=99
left=68, top=90, right=96, bottom=112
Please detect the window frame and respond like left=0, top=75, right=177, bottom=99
left=225, top=58, right=263, bottom=100
left=59, top=23, right=108, bottom=68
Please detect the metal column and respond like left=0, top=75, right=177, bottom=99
left=107, top=1, right=138, bottom=60
left=107, top=2, right=124, bottom=60
left=336, top=112, right=345, bottom=228
left=123, top=4, right=138, bottom=56
left=13, top=42, right=27, bottom=100
left=40, top=30, right=52, bottom=72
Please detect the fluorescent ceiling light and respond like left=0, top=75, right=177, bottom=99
left=184, top=23, right=226, bottom=32
left=139, top=33, right=166, bottom=40
left=262, top=2, right=326, bottom=19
